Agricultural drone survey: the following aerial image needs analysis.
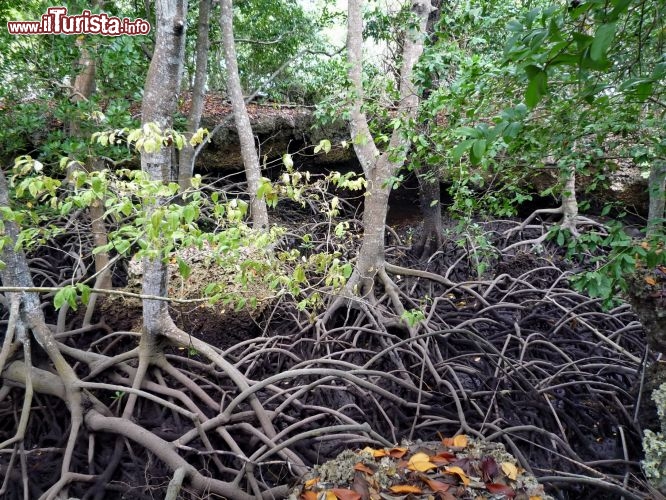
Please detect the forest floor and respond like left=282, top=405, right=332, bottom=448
left=0, top=184, right=656, bottom=500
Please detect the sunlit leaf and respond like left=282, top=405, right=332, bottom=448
left=444, top=466, right=471, bottom=485
left=501, top=462, right=519, bottom=480
left=407, top=452, right=437, bottom=472
left=442, top=435, right=468, bottom=448
left=304, top=478, right=319, bottom=489
left=353, top=463, right=374, bottom=474
left=389, top=485, right=422, bottom=494
left=362, top=446, right=386, bottom=458
left=387, top=447, right=408, bottom=458
left=645, top=276, right=657, bottom=286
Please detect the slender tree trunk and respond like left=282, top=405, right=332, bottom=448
left=346, top=0, right=431, bottom=291
left=220, top=0, right=269, bottom=230
left=647, top=160, right=666, bottom=237
left=414, top=0, right=443, bottom=259
left=178, top=0, right=211, bottom=191
left=0, top=169, right=84, bottom=487
left=414, top=172, right=443, bottom=258
left=560, top=164, right=579, bottom=236
left=140, top=0, right=188, bottom=334
left=68, top=30, right=113, bottom=291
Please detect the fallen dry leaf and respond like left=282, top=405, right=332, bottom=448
left=480, top=456, right=499, bottom=482
left=501, top=462, right=519, bottom=481
left=331, top=488, right=362, bottom=500
left=323, top=491, right=337, bottom=500
left=304, top=478, right=319, bottom=489
left=354, top=463, right=374, bottom=475
left=645, top=276, right=657, bottom=286
left=421, top=476, right=451, bottom=493
left=300, top=491, right=317, bottom=500
left=352, top=471, right=371, bottom=500
left=431, top=451, right=456, bottom=465
left=389, top=484, right=423, bottom=494
left=442, top=435, right=469, bottom=448
left=486, top=482, right=515, bottom=497
left=387, top=447, right=408, bottom=458
left=529, top=497, right=542, bottom=500
left=444, top=466, right=471, bottom=485
left=408, top=452, right=438, bottom=472
left=362, top=446, right=385, bottom=458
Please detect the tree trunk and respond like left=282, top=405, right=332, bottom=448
left=0, top=169, right=84, bottom=484
left=220, top=0, right=269, bottom=230
left=414, top=172, right=443, bottom=258
left=560, top=164, right=579, bottom=236
left=178, top=0, right=211, bottom=191
left=346, top=0, right=431, bottom=286
left=647, top=160, right=666, bottom=237
left=140, top=0, right=188, bottom=334
left=413, top=0, right=443, bottom=260
left=68, top=28, right=113, bottom=291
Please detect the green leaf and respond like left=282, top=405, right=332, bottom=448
left=176, top=257, right=191, bottom=280
left=54, top=288, right=67, bottom=310
left=525, top=69, right=548, bottom=108
left=282, top=153, right=294, bottom=170
left=452, top=139, right=475, bottom=162
left=293, top=265, right=306, bottom=283
left=470, top=139, right=487, bottom=165
left=454, top=126, right=481, bottom=138
left=590, top=23, right=616, bottom=62
left=77, top=284, right=91, bottom=305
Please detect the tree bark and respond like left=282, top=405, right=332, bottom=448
left=140, top=0, right=188, bottom=337
left=178, top=0, right=211, bottom=191
left=647, top=160, right=666, bottom=237
left=220, top=0, right=269, bottom=230
left=560, top=164, right=579, bottom=236
left=0, top=169, right=84, bottom=482
left=414, top=0, right=443, bottom=260
left=345, top=0, right=431, bottom=295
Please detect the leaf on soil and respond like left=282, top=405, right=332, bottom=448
left=407, top=452, right=438, bottom=472
left=354, top=463, right=374, bottom=474
left=645, top=276, right=657, bottom=286
left=300, top=491, right=318, bottom=500
left=362, top=447, right=386, bottom=458
left=389, top=485, right=423, bottom=494
left=431, top=452, right=456, bottom=465
left=501, top=462, right=519, bottom=481
left=421, top=476, right=451, bottom=492
left=486, top=483, right=516, bottom=497
left=441, top=434, right=469, bottom=448
left=444, top=466, right=471, bottom=485
left=305, top=478, right=319, bottom=489
left=352, top=471, right=371, bottom=499
left=480, top=456, right=499, bottom=482
left=331, top=488, right=362, bottom=500
left=529, top=496, right=543, bottom=500
left=387, top=447, right=408, bottom=458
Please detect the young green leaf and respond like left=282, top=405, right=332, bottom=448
left=590, top=23, right=616, bottom=62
